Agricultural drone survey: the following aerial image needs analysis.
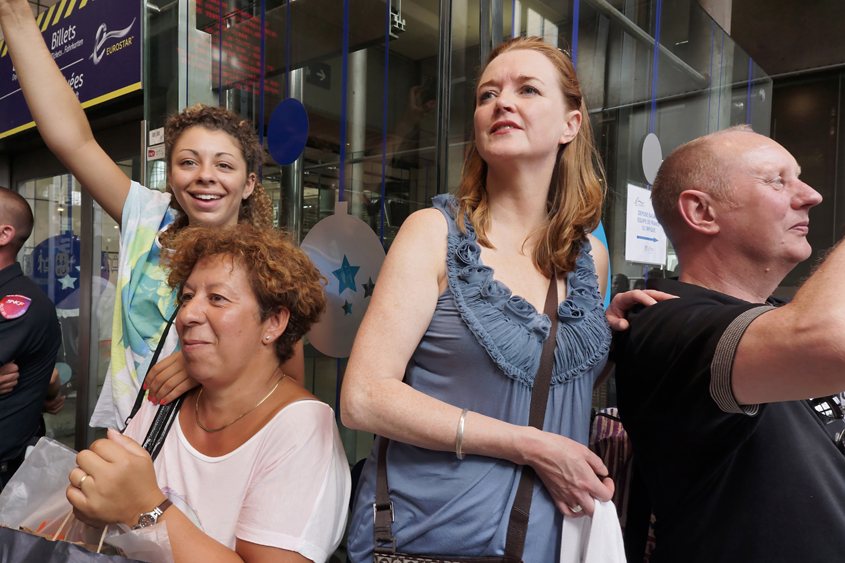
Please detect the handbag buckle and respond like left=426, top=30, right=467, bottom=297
left=372, top=501, right=394, bottom=523
left=373, top=536, right=397, bottom=555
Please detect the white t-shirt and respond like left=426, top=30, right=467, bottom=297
left=124, top=399, right=351, bottom=562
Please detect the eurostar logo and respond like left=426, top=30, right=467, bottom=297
left=90, top=18, right=135, bottom=65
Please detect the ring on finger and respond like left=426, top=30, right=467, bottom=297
left=569, top=504, right=583, bottom=514
left=77, top=474, right=88, bottom=488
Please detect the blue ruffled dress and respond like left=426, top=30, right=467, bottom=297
left=346, top=194, right=611, bottom=562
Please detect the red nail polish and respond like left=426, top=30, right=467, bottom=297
left=143, top=383, right=148, bottom=390
left=159, top=399, right=166, bottom=405
left=150, top=397, right=157, bottom=403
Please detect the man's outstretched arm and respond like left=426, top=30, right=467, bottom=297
left=732, top=241, right=845, bottom=405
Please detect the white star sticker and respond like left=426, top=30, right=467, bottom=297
left=59, top=274, right=77, bottom=290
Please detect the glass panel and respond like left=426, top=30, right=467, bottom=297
left=18, top=161, right=134, bottom=447
left=445, top=0, right=480, bottom=192
left=573, top=1, right=771, bottom=290
left=19, top=174, right=80, bottom=448
left=179, top=0, right=442, bottom=477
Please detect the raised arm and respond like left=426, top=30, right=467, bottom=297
left=0, top=0, right=130, bottom=223
left=341, top=209, right=613, bottom=517
left=732, top=241, right=845, bottom=405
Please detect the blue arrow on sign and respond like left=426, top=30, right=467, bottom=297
left=637, top=236, right=658, bottom=242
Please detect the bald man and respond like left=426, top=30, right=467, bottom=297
left=614, top=126, right=845, bottom=561
left=0, top=187, right=60, bottom=491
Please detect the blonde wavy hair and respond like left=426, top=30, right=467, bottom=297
left=159, top=104, right=273, bottom=248
left=456, top=36, right=606, bottom=277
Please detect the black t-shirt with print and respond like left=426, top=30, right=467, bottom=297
left=614, top=278, right=845, bottom=562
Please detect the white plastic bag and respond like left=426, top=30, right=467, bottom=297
left=0, top=437, right=98, bottom=544
left=560, top=500, right=627, bottom=563
left=105, top=523, right=174, bottom=563
left=0, top=437, right=174, bottom=563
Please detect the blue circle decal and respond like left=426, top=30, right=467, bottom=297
left=267, top=98, right=309, bottom=165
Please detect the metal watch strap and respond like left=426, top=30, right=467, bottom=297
left=374, top=269, right=559, bottom=559
left=133, top=498, right=173, bottom=529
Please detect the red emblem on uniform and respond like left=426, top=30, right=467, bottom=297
left=0, top=295, right=32, bottom=319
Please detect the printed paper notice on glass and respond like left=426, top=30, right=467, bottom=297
left=625, top=184, right=667, bottom=265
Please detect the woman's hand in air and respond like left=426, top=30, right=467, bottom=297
left=144, top=351, right=198, bottom=405
left=67, top=430, right=166, bottom=528
left=605, top=289, right=677, bottom=331
left=524, top=429, right=615, bottom=518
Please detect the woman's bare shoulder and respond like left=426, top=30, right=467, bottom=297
left=397, top=207, right=449, bottom=241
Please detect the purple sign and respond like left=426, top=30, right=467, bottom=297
left=0, top=0, right=141, bottom=140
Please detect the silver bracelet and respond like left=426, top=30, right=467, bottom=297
left=456, top=407, right=469, bottom=460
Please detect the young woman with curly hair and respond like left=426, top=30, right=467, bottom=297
left=67, top=224, right=351, bottom=563
left=342, top=37, right=617, bottom=561
left=0, top=0, right=305, bottom=430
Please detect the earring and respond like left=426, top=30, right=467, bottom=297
left=265, top=336, right=270, bottom=341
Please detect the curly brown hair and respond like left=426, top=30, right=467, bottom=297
left=162, top=224, right=327, bottom=364
left=456, top=37, right=606, bottom=277
left=159, top=104, right=273, bottom=248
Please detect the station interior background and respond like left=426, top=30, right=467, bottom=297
left=0, top=1, right=844, bottom=517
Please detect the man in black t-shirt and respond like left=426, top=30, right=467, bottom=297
left=615, top=125, right=845, bottom=562
left=0, top=187, right=61, bottom=491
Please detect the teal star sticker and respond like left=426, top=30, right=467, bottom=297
left=332, top=255, right=360, bottom=294
left=363, top=277, right=375, bottom=298
left=58, top=274, right=77, bottom=290
left=342, top=300, right=353, bottom=315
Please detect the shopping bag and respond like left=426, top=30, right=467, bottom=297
left=559, top=500, right=627, bottom=563
left=0, top=522, right=144, bottom=562
left=0, top=437, right=175, bottom=563
left=0, top=436, right=96, bottom=544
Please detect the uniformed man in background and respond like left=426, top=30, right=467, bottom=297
left=0, top=186, right=61, bottom=491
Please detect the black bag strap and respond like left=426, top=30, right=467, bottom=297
left=141, top=395, right=187, bottom=461
left=123, top=303, right=181, bottom=430
left=374, top=271, right=559, bottom=558
left=503, top=269, right=559, bottom=560
left=122, top=303, right=186, bottom=462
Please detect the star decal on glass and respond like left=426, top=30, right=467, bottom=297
left=363, top=277, right=375, bottom=298
left=58, top=274, right=77, bottom=290
left=332, top=255, right=360, bottom=294
left=342, top=300, right=353, bottom=315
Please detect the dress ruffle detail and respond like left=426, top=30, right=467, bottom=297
left=432, top=194, right=611, bottom=388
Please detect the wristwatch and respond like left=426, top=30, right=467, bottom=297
left=133, top=498, right=173, bottom=529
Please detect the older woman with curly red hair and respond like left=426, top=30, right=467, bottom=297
left=343, top=37, right=615, bottom=561
left=66, top=225, right=351, bottom=563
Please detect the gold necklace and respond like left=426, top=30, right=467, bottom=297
left=195, top=372, right=287, bottom=433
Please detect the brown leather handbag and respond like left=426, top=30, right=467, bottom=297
left=373, top=273, right=560, bottom=563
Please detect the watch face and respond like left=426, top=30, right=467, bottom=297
left=138, top=514, right=156, bottom=528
